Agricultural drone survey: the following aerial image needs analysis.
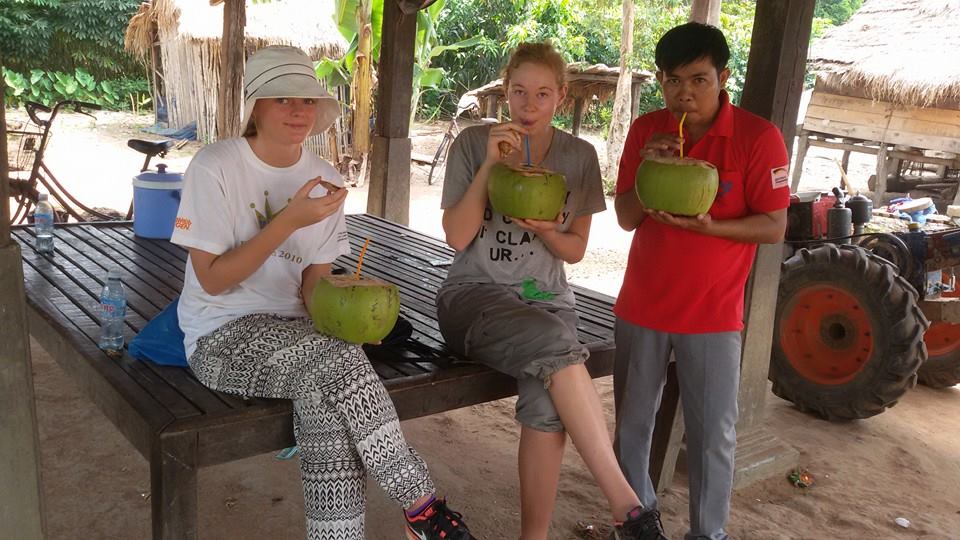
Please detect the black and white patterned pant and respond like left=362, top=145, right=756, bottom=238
left=190, top=314, right=435, bottom=539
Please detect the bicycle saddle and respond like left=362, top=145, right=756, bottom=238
left=128, top=139, right=174, bottom=157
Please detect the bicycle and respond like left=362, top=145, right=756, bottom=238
left=6, top=100, right=185, bottom=224
left=427, top=94, right=498, bottom=186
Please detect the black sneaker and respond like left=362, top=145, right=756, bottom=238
left=609, top=506, right=667, bottom=540
left=404, top=498, right=476, bottom=540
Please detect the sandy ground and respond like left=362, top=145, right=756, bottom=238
left=8, top=110, right=960, bottom=539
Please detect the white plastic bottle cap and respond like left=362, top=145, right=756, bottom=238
left=38, top=193, right=48, bottom=201
left=107, top=267, right=123, bottom=280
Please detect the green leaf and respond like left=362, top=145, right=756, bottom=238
left=429, top=35, right=488, bottom=59
left=75, top=67, right=96, bottom=90
left=417, top=67, right=445, bottom=89
left=63, top=78, right=78, bottom=95
left=30, top=69, right=46, bottom=84
left=315, top=58, right=351, bottom=88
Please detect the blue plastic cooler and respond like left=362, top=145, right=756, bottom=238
left=132, top=163, right=183, bottom=239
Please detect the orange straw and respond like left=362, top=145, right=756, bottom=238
left=678, top=112, right=687, bottom=159
left=354, top=238, right=370, bottom=279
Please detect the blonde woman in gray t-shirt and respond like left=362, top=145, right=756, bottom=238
left=437, top=42, right=665, bottom=540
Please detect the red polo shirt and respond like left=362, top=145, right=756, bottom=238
left=614, top=92, right=790, bottom=333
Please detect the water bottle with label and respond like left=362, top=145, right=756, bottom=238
left=98, top=267, right=127, bottom=353
left=34, top=193, right=55, bottom=254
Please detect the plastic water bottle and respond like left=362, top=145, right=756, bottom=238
left=34, top=193, right=55, bottom=255
left=98, top=268, right=127, bottom=353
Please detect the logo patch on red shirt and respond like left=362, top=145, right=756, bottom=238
left=771, top=166, right=789, bottom=189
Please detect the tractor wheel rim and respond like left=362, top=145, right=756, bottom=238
left=923, top=322, right=960, bottom=357
left=780, top=285, right=874, bottom=385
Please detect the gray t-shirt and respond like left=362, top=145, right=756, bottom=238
left=439, top=124, right=606, bottom=306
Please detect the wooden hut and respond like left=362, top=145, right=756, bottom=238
left=124, top=0, right=348, bottom=158
left=794, top=0, right=960, bottom=206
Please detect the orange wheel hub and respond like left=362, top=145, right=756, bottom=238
left=779, top=285, right=874, bottom=385
left=923, top=322, right=960, bottom=357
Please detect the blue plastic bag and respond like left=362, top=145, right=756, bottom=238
left=129, top=297, right=188, bottom=367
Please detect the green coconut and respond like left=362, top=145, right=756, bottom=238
left=634, top=156, right=719, bottom=216
left=488, top=163, right=567, bottom=220
left=309, top=275, right=401, bottom=344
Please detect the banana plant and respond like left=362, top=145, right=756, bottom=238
left=315, top=0, right=490, bottom=131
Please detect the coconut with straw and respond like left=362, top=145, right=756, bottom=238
left=308, top=238, right=401, bottom=344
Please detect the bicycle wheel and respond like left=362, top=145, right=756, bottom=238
left=428, top=134, right=453, bottom=186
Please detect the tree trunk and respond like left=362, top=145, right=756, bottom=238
left=2, top=76, right=10, bottom=240
left=605, top=0, right=635, bottom=188
left=216, top=0, right=245, bottom=140
left=352, top=0, right=374, bottom=158
left=690, top=0, right=722, bottom=26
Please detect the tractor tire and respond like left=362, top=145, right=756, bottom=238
left=918, top=322, right=960, bottom=388
left=771, top=244, right=928, bottom=420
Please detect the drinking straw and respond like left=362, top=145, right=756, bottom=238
left=354, top=238, right=370, bottom=279
left=678, top=112, right=687, bottom=159
left=524, top=135, right=532, bottom=167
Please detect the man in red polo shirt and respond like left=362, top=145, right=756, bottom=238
left=613, top=23, right=789, bottom=540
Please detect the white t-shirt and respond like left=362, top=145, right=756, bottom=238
left=171, top=138, right=351, bottom=357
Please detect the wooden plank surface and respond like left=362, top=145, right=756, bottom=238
left=803, top=92, right=960, bottom=153
left=15, top=215, right=616, bottom=451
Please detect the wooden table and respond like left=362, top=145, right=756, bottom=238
left=12, top=213, right=616, bottom=539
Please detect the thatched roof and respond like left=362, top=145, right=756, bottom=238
left=125, top=0, right=347, bottom=61
left=808, top=0, right=960, bottom=108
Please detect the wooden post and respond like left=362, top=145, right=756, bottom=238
left=731, top=0, right=815, bottom=488
left=690, top=0, right=722, bottom=26
left=150, top=23, right=163, bottom=127
left=630, top=80, right=642, bottom=121
left=0, top=69, right=47, bottom=539
left=791, top=129, right=810, bottom=191
left=740, top=0, right=814, bottom=156
left=874, top=144, right=889, bottom=206
left=484, top=96, right=498, bottom=120
left=367, top=0, right=418, bottom=224
left=216, top=0, right=245, bottom=141
left=151, top=432, right=199, bottom=539
left=571, top=97, right=585, bottom=137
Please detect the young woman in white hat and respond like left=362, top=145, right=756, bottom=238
left=171, top=45, right=476, bottom=540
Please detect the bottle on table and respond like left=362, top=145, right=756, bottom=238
left=98, top=267, right=127, bottom=353
left=34, top=193, right=55, bottom=255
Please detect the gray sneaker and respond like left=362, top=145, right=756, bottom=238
left=609, top=506, right=667, bottom=540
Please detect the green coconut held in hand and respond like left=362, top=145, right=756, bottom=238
left=308, top=240, right=400, bottom=344
left=309, top=275, right=400, bottom=344
left=488, top=162, right=567, bottom=220
left=634, top=155, right=719, bottom=216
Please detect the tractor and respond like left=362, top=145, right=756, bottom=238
left=770, top=188, right=960, bottom=421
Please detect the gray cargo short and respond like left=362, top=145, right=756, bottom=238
left=436, top=283, right=589, bottom=432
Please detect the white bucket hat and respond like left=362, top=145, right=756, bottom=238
left=241, top=45, right=341, bottom=137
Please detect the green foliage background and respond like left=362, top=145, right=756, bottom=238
left=423, top=0, right=863, bottom=126
left=0, top=0, right=149, bottom=110
left=0, top=0, right=863, bottom=120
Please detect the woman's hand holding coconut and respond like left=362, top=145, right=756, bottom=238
left=485, top=122, right=529, bottom=165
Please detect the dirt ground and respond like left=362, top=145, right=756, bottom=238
left=9, top=110, right=960, bottom=539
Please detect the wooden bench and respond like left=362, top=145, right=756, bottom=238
left=13, top=213, right=616, bottom=540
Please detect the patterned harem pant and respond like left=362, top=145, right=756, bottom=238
left=189, top=313, right=435, bottom=539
